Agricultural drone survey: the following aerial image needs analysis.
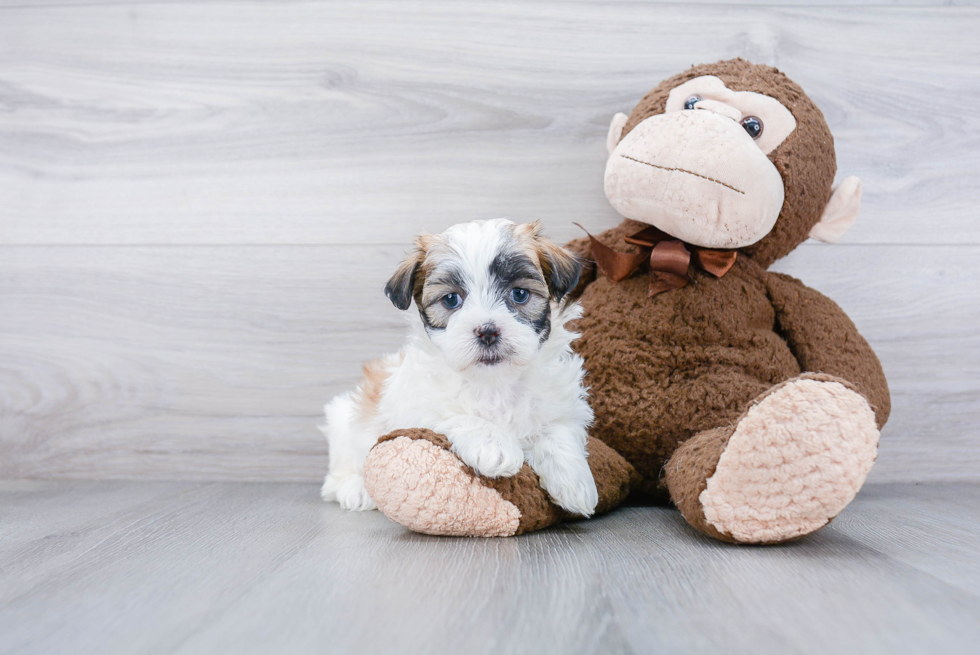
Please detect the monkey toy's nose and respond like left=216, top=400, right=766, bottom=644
left=475, top=324, right=500, bottom=347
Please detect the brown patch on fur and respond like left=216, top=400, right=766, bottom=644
left=512, top=221, right=552, bottom=279
left=514, top=220, right=583, bottom=301
left=411, top=234, right=441, bottom=307
left=384, top=232, right=448, bottom=312
left=353, top=356, right=395, bottom=422
left=512, top=219, right=544, bottom=241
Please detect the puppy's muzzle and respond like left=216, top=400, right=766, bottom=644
left=475, top=323, right=500, bottom=347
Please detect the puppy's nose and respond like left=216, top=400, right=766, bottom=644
left=475, top=324, right=500, bottom=347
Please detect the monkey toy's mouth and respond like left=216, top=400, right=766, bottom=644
left=617, top=154, right=745, bottom=196
left=604, top=111, right=785, bottom=249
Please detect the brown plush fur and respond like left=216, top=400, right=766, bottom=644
left=567, top=229, right=890, bottom=500
left=662, top=424, right=737, bottom=542
left=561, top=59, right=890, bottom=539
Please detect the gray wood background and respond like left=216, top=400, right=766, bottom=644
left=1, top=0, right=978, bottom=483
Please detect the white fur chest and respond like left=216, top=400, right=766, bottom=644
left=377, top=344, right=569, bottom=448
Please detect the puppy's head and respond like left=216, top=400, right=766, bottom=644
left=384, top=219, right=581, bottom=373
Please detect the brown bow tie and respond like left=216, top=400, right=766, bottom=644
left=576, top=224, right=738, bottom=297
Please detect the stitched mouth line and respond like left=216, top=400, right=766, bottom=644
left=620, top=155, right=745, bottom=195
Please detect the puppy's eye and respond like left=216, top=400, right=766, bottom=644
left=684, top=95, right=702, bottom=111
left=741, top=116, right=764, bottom=139
left=442, top=293, right=462, bottom=310
left=510, top=288, right=530, bottom=305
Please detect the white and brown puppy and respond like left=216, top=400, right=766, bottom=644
left=321, top=219, right=598, bottom=516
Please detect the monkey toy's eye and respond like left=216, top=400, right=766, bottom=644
left=684, top=95, right=702, bottom=111
left=442, top=293, right=463, bottom=309
left=741, top=116, right=764, bottom=139
left=510, top=288, right=530, bottom=305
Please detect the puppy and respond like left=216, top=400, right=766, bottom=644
left=320, top=219, right=598, bottom=517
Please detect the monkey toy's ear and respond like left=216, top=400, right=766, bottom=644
left=384, top=249, right=424, bottom=311
left=809, top=177, right=863, bottom=243
left=606, top=112, right=629, bottom=155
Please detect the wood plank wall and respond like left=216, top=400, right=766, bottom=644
left=1, top=1, right=978, bottom=483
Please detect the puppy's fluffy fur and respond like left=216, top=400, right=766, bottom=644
left=321, top=219, right=598, bottom=516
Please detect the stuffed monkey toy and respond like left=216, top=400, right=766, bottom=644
left=361, top=59, right=889, bottom=544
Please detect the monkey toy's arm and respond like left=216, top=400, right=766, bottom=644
left=765, top=271, right=890, bottom=428
left=564, top=219, right=648, bottom=299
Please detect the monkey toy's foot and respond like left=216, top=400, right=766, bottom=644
left=666, top=374, right=880, bottom=544
left=362, top=428, right=634, bottom=537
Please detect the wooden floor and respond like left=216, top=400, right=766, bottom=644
left=1, top=480, right=979, bottom=655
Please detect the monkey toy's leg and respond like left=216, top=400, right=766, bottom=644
left=664, top=373, right=879, bottom=544
left=362, top=429, right=636, bottom=537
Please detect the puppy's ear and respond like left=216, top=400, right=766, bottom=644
left=384, top=238, right=429, bottom=310
left=534, top=232, right=582, bottom=302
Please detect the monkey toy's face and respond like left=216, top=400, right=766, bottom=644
left=603, top=62, right=863, bottom=262
left=605, top=75, right=796, bottom=248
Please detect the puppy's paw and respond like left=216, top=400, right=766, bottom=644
left=324, top=473, right=377, bottom=511
left=452, top=436, right=524, bottom=479
left=540, top=461, right=599, bottom=517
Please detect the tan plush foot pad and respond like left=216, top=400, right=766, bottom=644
left=700, top=378, right=879, bottom=543
left=364, top=429, right=635, bottom=538
left=364, top=434, right=522, bottom=537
